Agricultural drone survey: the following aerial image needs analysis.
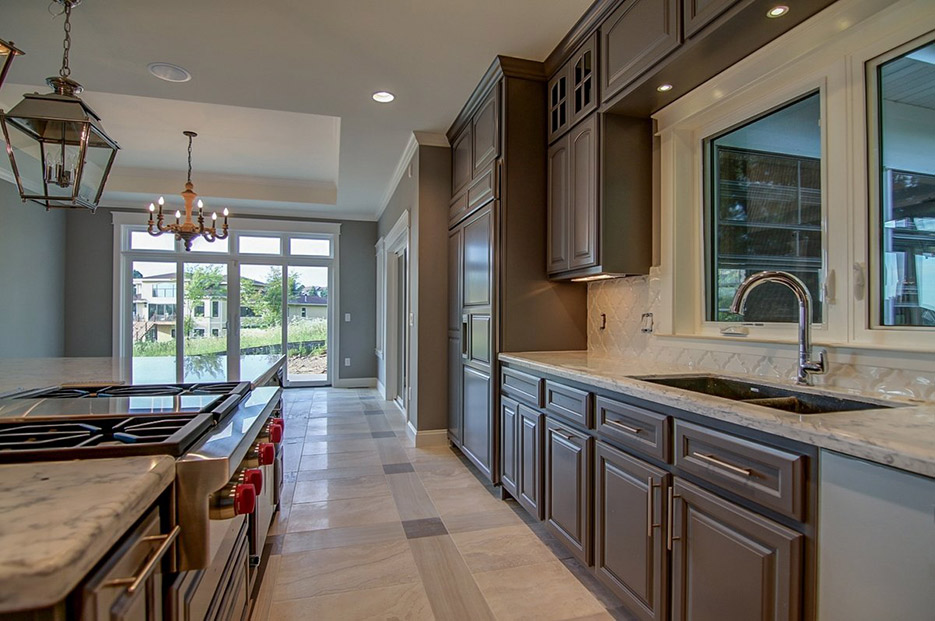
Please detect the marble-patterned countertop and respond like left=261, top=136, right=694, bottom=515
left=0, top=456, right=176, bottom=613
left=501, top=351, right=935, bottom=478
left=0, top=354, right=284, bottom=396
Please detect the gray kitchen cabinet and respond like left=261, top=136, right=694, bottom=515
left=517, top=404, right=544, bottom=520
left=670, top=479, right=803, bottom=621
left=500, top=396, right=518, bottom=498
left=682, top=0, right=739, bottom=38
left=601, top=0, right=681, bottom=102
left=446, top=57, right=588, bottom=483
left=545, top=416, right=593, bottom=565
left=548, top=33, right=598, bottom=143
left=447, top=228, right=463, bottom=444
left=595, top=441, right=668, bottom=621
left=547, top=112, right=653, bottom=280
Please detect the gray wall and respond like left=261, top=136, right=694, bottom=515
left=337, top=220, right=378, bottom=380
left=0, top=181, right=66, bottom=358
left=64, top=209, right=114, bottom=356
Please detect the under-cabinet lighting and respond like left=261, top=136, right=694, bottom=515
left=767, top=5, right=790, bottom=18
left=372, top=91, right=395, bottom=103
left=570, top=274, right=619, bottom=283
left=657, top=83, right=674, bottom=92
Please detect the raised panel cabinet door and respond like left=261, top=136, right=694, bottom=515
left=569, top=114, right=599, bottom=269
left=472, top=86, right=500, bottom=176
left=601, top=0, right=681, bottom=102
left=462, top=206, right=493, bottom=307
left=448, top=336, right=462, bottom=445
left=670, top=479, right=803, bottom=621
left=545, top=418, right=593, bottom=565
left=451, top=126, right=473, bottom=196
left=448, top=228, right=462, bottom=332
left=682, top=0, right=740, bottom=38
left=462, top=365, right=492, bottom=477
left=517, top=404, right=544, bottom=520
left=570, top=33, right=599, bottom=127
left=548, top=67, right=570, bottom=143
left=547, top=137, right=570, bottom=274
left=501, top=397, right=519, bottom=497
left=594, top=442, right=668, bottom=621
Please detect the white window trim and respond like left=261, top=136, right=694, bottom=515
left=111, top=211, right=341, bottom=385
left=654, top=0, right=935, bottom=355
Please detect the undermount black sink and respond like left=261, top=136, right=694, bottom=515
left=635, top=374, right=897, bottom=414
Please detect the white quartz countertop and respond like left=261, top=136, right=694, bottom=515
left=0, top=354, right=284, bottom=396
left=500, top=351, right=935, bottom=478
left=0, top=456, right=176, bottom=613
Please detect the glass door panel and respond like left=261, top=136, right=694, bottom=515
left=183, top=262, right=228, bottom=382
left=131, top=261, right=177, bottom=383
left=239, top=264, right=285, bottom=378
left=287, top=266, right=329, bottom=384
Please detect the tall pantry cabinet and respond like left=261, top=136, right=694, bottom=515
left=447, top=56, right=587, bottom=482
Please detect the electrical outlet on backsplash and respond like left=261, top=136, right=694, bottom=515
left=587, top=269, right=935, bottom=402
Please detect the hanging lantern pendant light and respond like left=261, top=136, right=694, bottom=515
left=0, top=0, right=119, bottom=211
left=147, top=131, right=230, bottom=251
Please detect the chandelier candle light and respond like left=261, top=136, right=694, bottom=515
left=148, top=131, right=229, bottom=251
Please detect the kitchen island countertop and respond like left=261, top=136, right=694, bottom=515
left=501, top=351, right=935, bottom=478
left=0, top=456, right=176, bottom=613
left=0, top=354, right=284, bottom=397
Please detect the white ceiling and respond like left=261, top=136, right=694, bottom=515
left=0, top=0, right=592, bottom=220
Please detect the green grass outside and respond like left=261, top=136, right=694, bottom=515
left=133, top=318, right=327, bottom=357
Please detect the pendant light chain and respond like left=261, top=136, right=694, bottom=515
left=187, top=133, right=194, bottom=185
left=60, top=1, right=73, bottom=78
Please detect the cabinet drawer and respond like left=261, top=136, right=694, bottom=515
left=544, top=380, right=592, bottom=428
left=674, top=421, right=805, bottom=520
left=501, top=367, right=544, bottom=407
left=596, top=396, right=670, bottom=462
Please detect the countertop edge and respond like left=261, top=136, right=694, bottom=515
left=500, top=352, right=935, bottom=479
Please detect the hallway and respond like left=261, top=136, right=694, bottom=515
left=251, top=387, right=630, bottom=620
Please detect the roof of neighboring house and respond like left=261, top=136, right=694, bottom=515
left=288, top=293, right=327, bottom=306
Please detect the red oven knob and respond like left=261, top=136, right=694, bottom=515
left=234, top=483, right=257, bottom=515
left=257, top=442, right=275, bottom=466
left=267, top=422, right=283, bottom=444
left=271, top=417, right=284, bottom=430
left=243, top=468, right=263, bottom=494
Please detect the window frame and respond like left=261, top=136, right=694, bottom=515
left=654, top=0, right=935, bottom=354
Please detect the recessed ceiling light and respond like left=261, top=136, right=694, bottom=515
left=372, top=91, right=395, bottom=103
left=657, top=83, right=674, bottom=92
left=767, top=5, right=790, bottom=18
left=148, top=62, right=192, bottom=83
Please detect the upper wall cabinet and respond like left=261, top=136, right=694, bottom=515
left=472, top=88, right=500, bottom=177
left=601, top=0, right=680, bottom=100
left=549, top=34, right=599, bottom=144
left=451, top=127, right=473, bottom=197
left=682, top=0, right=739, bottom=38
left=449, top=86, right=500, bottom=227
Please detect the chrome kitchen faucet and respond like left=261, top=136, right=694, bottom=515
left=730, top=270, right=827, bottom=386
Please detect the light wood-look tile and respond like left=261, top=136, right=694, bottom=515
left=451, top=525, right=557, bottom=573
left=408, top=535, right=495, bottom=621
left=295, top=464, right=388, bottom=481
left=386, top=473, right=439, bottom=521
left=374, top=438, right=411, bottom=464
left=299, top=450, right=383, bottom=471
left=268, top=582, right=435, bottom=621
left=287, top=494, right=400, bottom=533
left=302, top=439, right=379, bottom=455
left=249, top=553, right=280, bottom=621
left=441, top=508, right=525, bottom=534
left=282, top=522, right=405, bottom=555
left=292, top=475, right=389, bottom=503
left=426, top=485, right=509, bottom=518
left=273, top=539, right=420, bottom=601
left=473, top=560, right=607, bottom=621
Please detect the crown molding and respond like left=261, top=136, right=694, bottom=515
left=376, top=131, right=448, bottom=222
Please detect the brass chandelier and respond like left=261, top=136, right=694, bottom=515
left=0, top=0, right=119, bottom=211
left=147, top=131, right=230, bottom=251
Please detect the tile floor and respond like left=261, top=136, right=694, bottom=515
left=250, top=387, right=635, bottom=621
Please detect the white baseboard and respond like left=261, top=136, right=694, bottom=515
left=406, top=422, right=449, bottom=448
left=332, top=377, right=377, bottom=389
left=377, top=380, right=385, bottom=398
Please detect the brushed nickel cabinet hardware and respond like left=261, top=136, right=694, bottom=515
left=607, top=419, right=640, bottom=435
left=102, top=525, right=180, bottom=594
left=692, top=452, right=753, bottom=477
left=647, top=477, right=661, bottom=537
left=666, top=486, right=680, bottom=551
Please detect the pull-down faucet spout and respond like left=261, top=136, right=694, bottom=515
left=729, top=270, right=827, bottom=386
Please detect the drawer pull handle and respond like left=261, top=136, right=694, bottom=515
left=102, top=525, right=181, bottom=595
left=647, top=477, right=661, bottom=537
left=693, top=452, right=753, bottom=477
left=607, top=419, right=640, bottom=435
left=554, top=431, right=575, bottom=441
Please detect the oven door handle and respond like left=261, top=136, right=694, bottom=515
left=102, top=525, right=181, bottom=595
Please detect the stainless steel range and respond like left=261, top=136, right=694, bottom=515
left=0, top=380, right=285, bottom=620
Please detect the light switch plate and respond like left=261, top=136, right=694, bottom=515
left=344, top=313, right=351, bottom=322
left=344, top=357, right=350, bottom=367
